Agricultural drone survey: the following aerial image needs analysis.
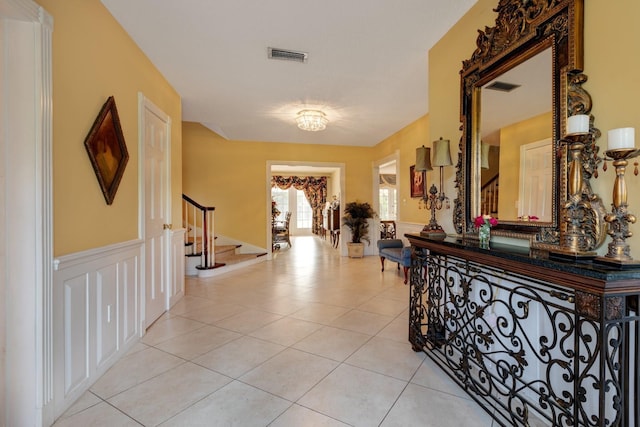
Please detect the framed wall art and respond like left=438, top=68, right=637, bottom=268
left=410, top=165, right=425, bottom=198
left=84, top=96, right=129, bottom=205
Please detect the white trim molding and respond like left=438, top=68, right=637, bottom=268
left=1, top=0, right=53, bottom=425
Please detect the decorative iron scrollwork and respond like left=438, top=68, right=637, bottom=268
left=409, top=248, right=637, bottom=426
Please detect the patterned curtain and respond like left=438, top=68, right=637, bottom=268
left=271, top=176, right=327, bottom=234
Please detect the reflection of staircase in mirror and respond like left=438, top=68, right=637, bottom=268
left=481, top=175, right=499, bottom=216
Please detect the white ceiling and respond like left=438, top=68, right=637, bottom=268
left=101, top=0, right=478, bottom=147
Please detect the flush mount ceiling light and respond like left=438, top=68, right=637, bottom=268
left=296, top=110, right=328, bottom=132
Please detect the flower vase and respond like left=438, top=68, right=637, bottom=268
left=478, top=224, right=491, bottom=249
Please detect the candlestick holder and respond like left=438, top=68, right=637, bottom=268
left=550, top=134, right=602, bottom=259
left=420, top=181, right=449, bottom=239
left=419, top=137, right=451, bottom=240
left=595, top=148, right=640, bottom=267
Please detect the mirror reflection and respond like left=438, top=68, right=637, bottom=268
left=479, top=48, right=553, bottom=223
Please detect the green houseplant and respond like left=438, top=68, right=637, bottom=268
left=342, top=201, right=376, bottom=258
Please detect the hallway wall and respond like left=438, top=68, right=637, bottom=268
left=38, top=0, right=183, bottom=256
left=183, top=114, right=432, bottom=249
left=372, top=115, right=430, bottom=225
left=182, top=122, right=379, bottom=249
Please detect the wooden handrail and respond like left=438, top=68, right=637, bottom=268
left=182, top=194, right=215, bottom=212
left=480, top=173, right=499, bottom=191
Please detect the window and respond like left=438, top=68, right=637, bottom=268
left=379, top=188, right=397, bottom=220
left=272, top=187, right=313, bottom=232
left=296, top=191, right=312, bottom=228
left=271, top=188, right=288, bottom=221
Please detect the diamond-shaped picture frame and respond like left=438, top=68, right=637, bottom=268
left=84, top=96, right=129, bottom=205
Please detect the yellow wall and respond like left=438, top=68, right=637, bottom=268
left=372, top=115, right=431, bottom=224
left=182, top=113, right=431, bottom=249
left=428, top=0, right=497, bottom=233
left=182, top=122, right=380, bottom=248
left=429, top=0, right=640, bottom=256
left=585, top=0, right=640, bottom=256
left=40, top=0, right=182, bottom=256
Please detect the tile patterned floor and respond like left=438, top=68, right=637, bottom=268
left=54, top=236, right=497, bottom=426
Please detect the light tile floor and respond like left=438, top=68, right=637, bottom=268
left=54, top=236, right=496, bottom=426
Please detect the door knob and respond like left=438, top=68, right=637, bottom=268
left=163, top=223, right=172, bottom=230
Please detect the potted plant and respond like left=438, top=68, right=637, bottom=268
left=342, top=201, right=376, bottom=258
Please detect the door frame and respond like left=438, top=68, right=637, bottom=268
left=138, top=93, right=172, bottom=331
left=267, top=161, right=345, bottom=257
left=1, top=1, right=54, bottom=424
left=373, top=151, right=400, bottom=241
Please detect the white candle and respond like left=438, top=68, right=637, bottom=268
left=608, top=127, right=635, bottom=150
left=566, top=114, right=589, bottom=135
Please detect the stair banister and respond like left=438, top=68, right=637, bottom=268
left=182, top=194, right=220, bottom=270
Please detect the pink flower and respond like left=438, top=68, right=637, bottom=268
left=474, top=215, right=498, bottom=228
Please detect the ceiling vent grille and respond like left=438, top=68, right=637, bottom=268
left=268, top=47, right=308, bottom=63
left=485, top=81, right=520, bottom=92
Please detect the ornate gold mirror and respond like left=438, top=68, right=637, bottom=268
left=454, top=0, right=604, bottom=248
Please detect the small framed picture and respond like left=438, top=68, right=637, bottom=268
left=410, top=165, right=425, bottom=198
left=84, top=96, right=129, bottom=205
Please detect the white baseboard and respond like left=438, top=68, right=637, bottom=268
left=196, top=255, right=267, bottom=278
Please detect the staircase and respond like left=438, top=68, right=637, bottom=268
left=481, top=175, right=499, bottom=216
left=183, top=194, right=267, bottom=277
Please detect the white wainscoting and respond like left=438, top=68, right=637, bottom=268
left=52, top=240, right=143, bottom=419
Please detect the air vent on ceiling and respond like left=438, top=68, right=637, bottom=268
left=268, top=47, right=308, bottom=63
left=485, top=81, right=520, bottom=92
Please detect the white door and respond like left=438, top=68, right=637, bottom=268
left=140, top=94, right=171, bottom=329
left=519, top=138, right=552, bottom=221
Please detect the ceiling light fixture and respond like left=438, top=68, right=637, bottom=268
left=296, top=110, right=328, bottom=132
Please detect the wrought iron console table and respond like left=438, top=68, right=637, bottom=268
left=406, top=234, right=640, bottom=427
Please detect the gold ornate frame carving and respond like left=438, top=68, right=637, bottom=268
left=454, top=0, right=605, bottom=250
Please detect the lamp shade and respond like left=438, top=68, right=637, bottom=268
left=432, top=137, right=452, bottom=167
left=481, top=142, right=490, bottom=169
left=416, top=146, right=433, bottom=171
